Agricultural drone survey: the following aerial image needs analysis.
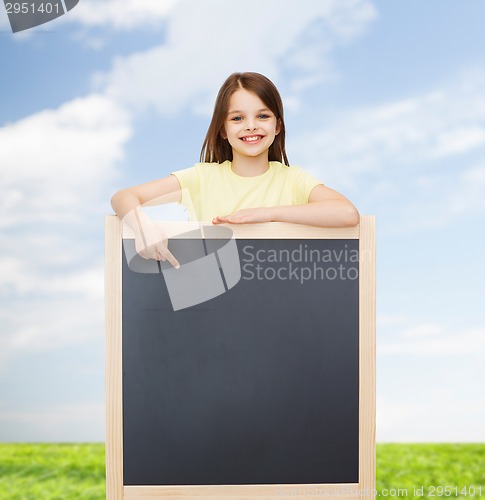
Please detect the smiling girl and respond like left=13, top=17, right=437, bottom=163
left=111, top=72, right=359, bottom=268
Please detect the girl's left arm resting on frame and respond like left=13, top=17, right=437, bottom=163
left=212, top=185, right=360, bottom=228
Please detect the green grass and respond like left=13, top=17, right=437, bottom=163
left=377, top=444, right=485, bottom=498
left=0, top=443, right=105, bottom=499
left=0, top=443, right=484, bottom=499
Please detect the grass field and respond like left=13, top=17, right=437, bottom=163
left=0, top=443, right=484, bottom=499
left=0, top=443, right=105, bottom=499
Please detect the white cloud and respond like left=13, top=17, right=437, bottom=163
left=0, top=402, right=104, bottom=441
left=377, top=396, right=485, bottom=442
left=381, top=327, right=485, bottom=356
left=97, top=0, right=377, bottom=114
left=448, top=164, right=485, bottom=216
left=378, top=318, right=485, bottom=357
left=292, top=70, right=485, bottom=190
left=0, top=94, right=130, bottom=227
left=0, top=296, right=102, bottom=352
left=1, top=0, right=177, bottom=37
left=0, top=259, right=105, bottom=370
left=0, top=256, right=103, bottom=300
left=428, top=126, right=485, bottom=157
left=68, top=0, right=179, bottom=30
left=381, top=160, right=485, bottom=231
left=377, top=316, right=485, bottom=441
left=0, top=94, right=131, bottom=367
left=397, top=324, right=443, bottom=339
left=285, top=66, right=485, bottom=234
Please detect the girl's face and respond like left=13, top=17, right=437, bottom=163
left=221, top=88, right=281, bottom=162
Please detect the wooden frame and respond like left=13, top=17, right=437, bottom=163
left=105, top=215, right=375, bottom=500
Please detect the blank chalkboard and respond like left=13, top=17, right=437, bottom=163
left=105, top=218, right=375, bottom=499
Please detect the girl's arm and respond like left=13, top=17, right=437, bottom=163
left=111, top=175, right=182, bottom=219
left=111, top=175, right=182, bottom=267
left=212, top=185, right=360, bottom=228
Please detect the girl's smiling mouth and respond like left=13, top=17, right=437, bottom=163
left=241, top=135, right=264, bottom=142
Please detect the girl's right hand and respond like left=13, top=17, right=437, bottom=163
left=124, top=209, right=180, bottom=269
left=136, top=221, right=180, bottom=269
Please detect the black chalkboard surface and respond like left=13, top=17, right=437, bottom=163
left=121, top=238, right=359, bottom=486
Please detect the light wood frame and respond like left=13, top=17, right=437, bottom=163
left=105, top=215, right=376, bottom=500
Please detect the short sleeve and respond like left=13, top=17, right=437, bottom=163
left=171, top=165, right=201, bottom=219
left=171, top=165, right=199, bottom=194
left=289, top=166, right=323, bottom=204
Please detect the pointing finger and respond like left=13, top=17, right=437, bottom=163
left=164, top=249, right=180, bottom=269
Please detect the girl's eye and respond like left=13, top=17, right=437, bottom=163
left=230, top=116, right=243, bottom=121
left=258, top=114, right=270, bottom=119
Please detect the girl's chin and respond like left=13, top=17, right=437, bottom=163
left=232, top=145, right=269, bottom=157
left=233, top=150, right=266, bottom=159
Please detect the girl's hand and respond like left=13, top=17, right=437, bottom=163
left=212, top=207, right=272, bottom=224
left=124, top=209, right=180, bottom=268
left=135, top=222, right=180, bottom=269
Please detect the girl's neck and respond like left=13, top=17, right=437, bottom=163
left=230, top=152, right=270, bottom=177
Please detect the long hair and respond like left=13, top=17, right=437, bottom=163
left=200, top=72, right=289, bottom=165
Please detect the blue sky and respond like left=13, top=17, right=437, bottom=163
left=1, top=0, right=484, bottom=442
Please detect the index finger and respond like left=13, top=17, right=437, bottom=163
left=163, top=248, right=180, bottom=269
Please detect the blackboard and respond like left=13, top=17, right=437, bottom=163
left=105, top=218, right=375, bottom=499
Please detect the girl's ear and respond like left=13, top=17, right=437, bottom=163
left=275, top=118, right=281, bottom=136
left=220, top=127, right=227, bottom=139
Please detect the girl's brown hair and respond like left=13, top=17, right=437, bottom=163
left=200, top=72, right=289, bottom=165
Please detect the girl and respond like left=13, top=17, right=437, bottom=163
left=111, top=72, right=359, bottom=269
